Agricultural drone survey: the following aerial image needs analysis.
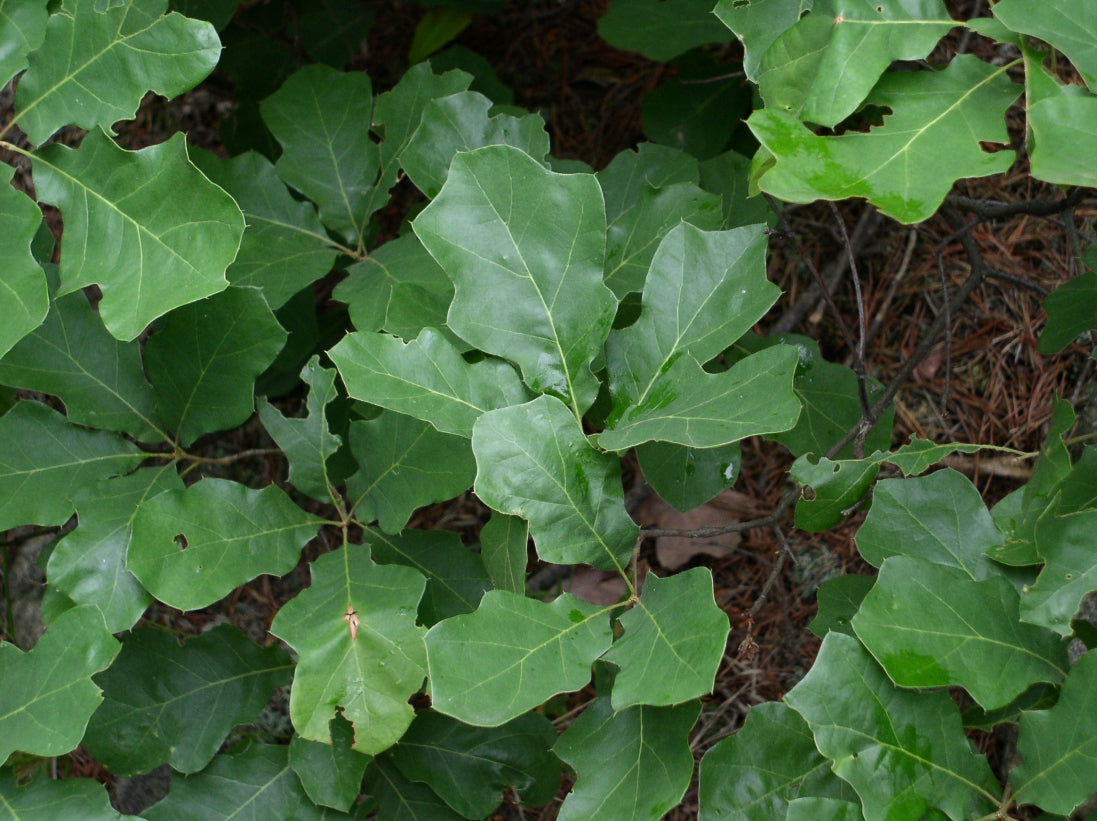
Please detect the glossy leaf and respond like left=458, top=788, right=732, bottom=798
left=289, top=714, right=370, bottom=812
left=330, top=328, right=531, bottom=438
left=258, top=356, right=342, bottom=502
left=127, top=478, right=323, bottom=611
left=785, top=632, right=998, bottom=820
left=598, top=344, right=801, bottom=451
left=636, top=440, right=740, bottom=512
left=46, top=467, right=181, bottom=632
left=414, top=144, right=616, bottom=415
left=346, top=411, right=476, bottom=534
left=390, top=710, right=559, bottom=817
left=146, top=286, right=286, bottom=446
left=479, top=512, right=528, bottom=594
left=603, top=568, right=729, bottom=709
left=0, top=606, right=120, bottom=763
left=190, top=149, right=339, bottom=309
left=364, top=757, right=466, bottom=821
left=757, top=0, right=955, bottom=127
left=83, top=625, right=293, bottom=776
left=0, top=291, right=163, bottom=441
left=15, top=0, right=219, bottom=143
left=0, top=0, right=48, bottom=86
left=0, top=772, right=138, bottom=821
left=402, top=90, right=550, bottom=199
left=598, top=0, right=731, bottom=61
left=0, top=165, right=47, bottom=358
left=994, top=0, right=1097, bottom=90
left=270, top=546, right=428, bottom=755
left=749, top=56, right=1019, bottom=223
left=555, top=698, right=699, bottom=821
left=712, top=0, right=811, bottom=81
left=698, top=702, right=857, bottom=821
left=0, top=400, right=143, bottom=531
left=261, top=64, right=379, bottom=245
left=143, top=744, right=354, bottom=821
left=425, top=590, right=613, bottom=726
left=31, top=130, right=244, bottom=340
left=853, top=556, right=1068, bottom=710
left=1013, top=650, right=1097, bottom=815
left=472, top=396, right=639, bottom=572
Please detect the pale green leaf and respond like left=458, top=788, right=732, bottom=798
left=258, top=356, right=343, bottom=502
left=46, top=466, right=181, bottom=633
left=472, top=396, right=639, bottom=572
left=598, top=0, right=730, bottom=61
left=289, top=714, right=370, bottom=812
left=0, top=0, right=48, bottom=86
left=712, top=0, right=812, bottom=81
left=636, top=441, right=740, bottom=512
left=604, top=568, right=729, bottom=709
left=749, top=56, right=1019, bottom=223
left=329, top=328, right=531, bottom=438
left=346, top=411, right=476, bottom=534
left=31, top=130, right=244, bottom=340
left=1027, top=73, right=1097, bottom=188
left=127, top=478, right=323, bottom=611
left=0, top=291, right=163, bottom=441
left=0, top=400, right=143, bottom=531
left=83, top=624, right=293, bottom=775
left=598, top=344, right=801, bottom=451
left=698, top=702, right=857, bottom=821
left=15, top=0, right=219, bottom=143
left=994, top=0, right=1097, bottom=90
left=270, top=546, right=427, bottom=755
left=402, top=90, right=549, bottom=199
left=1013, top=650, right=1097, bottom=815
left=146, top=286, right=287, bottom=446
left=555, top=698, right=700, bottom=821
left=425, top=590, right=613, bottom=726
left=853, top=556, right=1068, bottom=710
left=364, top=758, right=467, bottom=821
left=390, top=711, right=559, bottom=817
left=0, top=606, right=120, bottom=763
left=479, top=511, right=528, bottom=594
left=0, top=165, right=48, bottom=358
left=757, top=0, right=955, bottom=127
left=143, top=744, right=354, bottom=821
left=414, top=144, right=616, bottom=416
left=0, top=772, right=138, bottom=821
left=785, top=632, right=998, bottom=821
left=190, top=149, right=339, bottom=309
left=261, top=64, right=379, bottom=245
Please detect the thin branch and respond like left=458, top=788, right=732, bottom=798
left=945, top=188, right=1087, bottom=220
left=828, top=202, right=872, bottom=452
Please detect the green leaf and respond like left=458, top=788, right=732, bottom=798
left=0, top=291, right=163, bottom=441
left=0, top=606, right=120, bottom=763
left=712, top=0, right=812, bottom=82
left=364, top=757, right=467, bottom=821
left=190, top=149, right=339, bottom=309
left=127, top=478, right=323, bottom=611
left=478, top=512, right=528, bottom=595
left=698, top=701, right=857, bottom=821
left=390, top=710, right=559, bottom=817
left=808, top=574, right=874, bottom=638
left=993, top=0, right=1097, bottom=90
left=472, top=396, right=639, bottom=572
left=401, top=90, right=550, bottom=199
left=786, top=797, right=863, bottom=821
left=603, top=568, right=729, bottom=709
left=31, top=130, right=244, bottom=340
left=598, top=344, right=801, bottom=451
left=598, top=0, right=731, bottom=61
left=0, top=165, right=48, bottom=359
left=146, top=286, right=286, bottom=446
left=261, top=64, right=379, bottom=245
left=365, top=529, right=491, bottom=625
left=554, top=698, right=700, bottom=821
left=0, top=0, right=48, bottom=87
left=748, top=56, right=1019, bottom=223
left=46, top=466, right=181, bottom=632
left=425, top=590, right=613, bottom=726
left=1013, top=650, right=1097, bottom=815
left=756, top=0, right=955, bottom=128
left=346, top=411, right=476, bottom=533
left=143, top=744, right=354, bottom=821
left=15, top=0, right=219, bottom=144
left=792, top=455, right=880, bottom=532
left=1025, top=504, right=1097, bottom=636
left=82, top=625, right=293, bottom=776
left=329, top=328, right=531, bottom=438
left=1028, top=81, right=1097, bottom=188
left=1039, top=271, right=1097, bottom=354
left=270, top=546, right=428, bottom=755
left=699, top=149, right=775, bottom=229
left=294, top=0, right=374, bottom=66
left=852, top=556, right=1068, bottom=711
left=414, top=144, right=616, bottom=416
left=289, top=714, right=370, bottom=812
left=784, top=632, right=998, bottom=821
left=636, top=440, right=740, bottom=512
left=408, top=6, right=471, bottom=64
left=0, top=772, right=137, bottom=821
left=0, top=400, right=143, bottom=530
left=258, top=356, right=342, bottom=502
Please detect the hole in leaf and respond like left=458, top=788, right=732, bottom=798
left=979, top=140, right=1009, bottom=153
left=173, top=533, right=188, bottom=550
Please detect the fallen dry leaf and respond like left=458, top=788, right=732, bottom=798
left=636, top=490, right=760, bottom=570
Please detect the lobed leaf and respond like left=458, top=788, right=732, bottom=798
left=993, top=0, right=1097, bottom=91
left=363, top=757, right=467, bottom=821
left=712, top=0, right=812, bottom=81
left=289, top=714, right=370, bottom=812
left=635, top=440, right=740, bottom=512
left=0, top=772, right=138, bottom=821
left=0, top=165, right=48, bottom=359
left=0, top=0, right=48, bottom=87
